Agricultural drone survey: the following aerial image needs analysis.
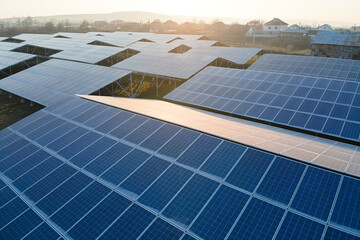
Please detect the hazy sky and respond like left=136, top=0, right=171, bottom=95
left=1, top=0, right=360, bottom=25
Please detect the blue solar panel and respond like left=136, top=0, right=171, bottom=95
left=68, top=192, right=131, bottom=240
left=324, top=227, right=360, bottom=240
left=190, top=185, right=249, bottom=240
left=100, top=149, right=151, bottom=186
left=70, top=137, right=117, bottom=168
left=13, top=156, right=63, bottom=192
left=124, top=119, right=164, bottom=144
left=0, top=209, right=43, bottom=240
left=291, top=167, right=341, bottom=220
left=0, top=144, right=40, bottom=172
left=23, top=222, right=60, bottom=240
left=256, top=157, right=306, bottom=205
left=98, top=204, right=155, bottom=240
left=50, top=181, right=110, bottom=231
left=331, top=177, right=360, bottom=231
left=119, top=156, right=170, bottom=197
left=276, top=212, right=325, bottom=240
left=163, top=174, right=219, bottom=226
left=84, top=142, right=132, bottom=176
left=24, top=164, right=77, bottom=202
left=248, top=54, right=360, bottom=82
left=4, top=150, right=51, bottom=180
left=176, top=135, right=221, bottom=169
left=140, top=124, right=181, bottom=151
left=36, top=172, right=93, bottom=215
left=200, top=141, right=246, bottom=178
left=225, top=149, right=274, bottom=192
left=164, top=67, right=360, bottom=142
left=0, top=96, right=359, bottom=239
left=139, top=165, right=193, bottom=211
left=228, top=198, right=284, bottom=240
left=109, top=115, right=148, bottom=139
left=0, top=197, right=28, bottom=227
left=139, top=218, right=184, bottom=240
left=158, top=129, right=200, bottom=159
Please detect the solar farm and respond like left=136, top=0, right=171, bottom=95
left=0, top=32, right=359, bottom=240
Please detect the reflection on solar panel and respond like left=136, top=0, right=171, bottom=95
left=249, top=54, right=360, bottom=82
left=112, top=52, right=217, bottom=79
left=1, top=97, right=359, bottom=240
left=0, top=59, right=131, bottom=105
left=165, top=67, right=360, bottom=143
left=187, top=47, right=262, bottom=65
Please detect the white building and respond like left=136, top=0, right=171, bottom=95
left=263, top=18, right=288, bottom=35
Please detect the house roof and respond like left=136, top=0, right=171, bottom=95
left=264, top=18, right=288, bottom=26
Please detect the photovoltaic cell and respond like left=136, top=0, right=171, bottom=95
left=190, top=185, right=249, bottom=240
left=256, top=157, right=306, bottom=205
left=228, top=198, right=284, bottom=240
left=68, top=192, right=131, bottom=240
left=291, top=167, right=341, bottom=220
left=23, top=222, right=60, bottom=240
left=119, top=156, right=170, bottom=196
left=248, top=54, right=360, bottom=82
left=324, top=227, right=360, bottom=240
left=0, top=95, right=359, bottom=239
left=331, top=177, right=360, bottom=231
left=163, top=174, right=219, bottom=226
left=139, top=218, right=184, bottom=240
left=99, top=204, right=155, bottom=240
left=164, top=67, right=360, bottom=142
left=139, top=165, right=193, bottom=211
left=225, top=149, right=274, bottom=192
left=176, top=135, right=222, bottom=169
left=276, top=212, right=325, bottom=240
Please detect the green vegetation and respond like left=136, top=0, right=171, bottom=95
left=0, top=93, right=43, bottom=130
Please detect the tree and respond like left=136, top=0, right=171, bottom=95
left=163, top=20, right=178, bottom=32
left=80, top=20, right=89, bottom=31
left=43, top=22, right=55, bottom=32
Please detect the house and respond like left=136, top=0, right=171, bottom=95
left=281, top=24, right=306, bottom=37
left=311, top=31, right=360, bottom=59
left=317, top=24, right=334, bottom=31
left=263, top=18, right=288, bottom=36
left=307, top=24, right=334, bottom=39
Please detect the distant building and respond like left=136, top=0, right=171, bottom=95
left=281, top=24, right=306, bottom=37
left=350, top=26, right=360, bottom=32
left=263, top=18, right=288, bottom=36
left=307, top=24, right=334, bottom=39
left=311, top=31, right=360, bottom=59
left=317, top=24, right=334, bottom=31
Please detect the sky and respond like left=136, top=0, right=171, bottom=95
left=1, top=0, right=360, bottom=25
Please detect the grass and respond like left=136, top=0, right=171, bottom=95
left=0, top=93, right=43, bottom=130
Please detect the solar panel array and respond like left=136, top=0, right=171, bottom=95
left=187, top=47, right=262, bottom=65
left=165, top=67, right=360, bottom=143
left=248, top=54, right=360, bottom=82
left=112, top=53, right=217, bottom=79
left=1, top=97, right=359, bottom=240
left=0, top=51, right=36, bottom=71
left=0, top=59, right=131, bottom=105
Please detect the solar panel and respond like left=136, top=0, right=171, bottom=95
left=248, top=54, right=360, bottom=82
left=164, top=67, right=360, bottom=143
left=0, top=59, right=131, bottom=105
left=1, top=97, right=359, bottom=239
left=112, top=52, right=217, bottom=79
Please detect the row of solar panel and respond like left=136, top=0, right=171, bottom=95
left=0, top=97, right=359, bottom=240
left=248, top=54, right=360, bottom=82
left=165, top=68, right=360, bottom=142
left=1, top=135, right=359, bottom=240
